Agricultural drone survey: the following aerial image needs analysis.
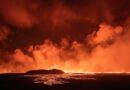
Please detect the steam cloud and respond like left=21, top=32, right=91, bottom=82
left=0, top=0, right=130, bottom=73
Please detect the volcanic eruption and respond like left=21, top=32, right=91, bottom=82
left=0, top=0, right=130, bottom=73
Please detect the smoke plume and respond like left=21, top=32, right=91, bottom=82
left=0, top=0, right=130, bottom=73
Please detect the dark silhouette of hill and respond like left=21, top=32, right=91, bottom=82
left=26, top=69, right=64, bottom=74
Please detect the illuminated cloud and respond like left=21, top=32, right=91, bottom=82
left=0, top=0, right=130, bottom=73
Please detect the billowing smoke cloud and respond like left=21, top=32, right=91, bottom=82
left=88, top=23, right=123, bottom=45
left=0, top=0, right=130, bottom=73
left=1, top=22, right=130, bottom=73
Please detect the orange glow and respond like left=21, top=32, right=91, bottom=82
left=0, top=22, right=130, bottom=73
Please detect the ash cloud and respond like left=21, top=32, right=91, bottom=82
left=0, top=0, right=130, bottom=73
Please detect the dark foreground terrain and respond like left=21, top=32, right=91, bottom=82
left=0, top=70, right=130, bottom=90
